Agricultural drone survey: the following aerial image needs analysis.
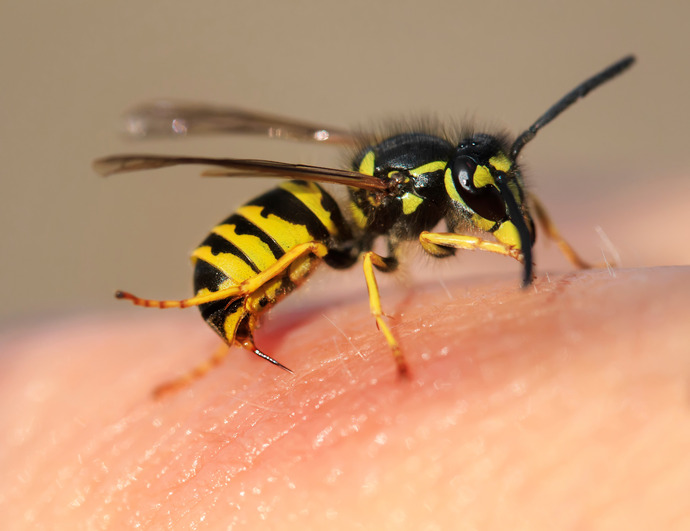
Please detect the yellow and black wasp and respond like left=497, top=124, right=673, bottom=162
left=95, top=56, right=634, bottom=394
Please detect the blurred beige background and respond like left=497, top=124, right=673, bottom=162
left=1, top=1, right=688, bottom=323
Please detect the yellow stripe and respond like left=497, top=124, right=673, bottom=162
left=473, top=165, right=496, bottom=189
left=192, top=245, right=257, bottom=283
left=508, top=180, right=522, bottom=204
left=471, top=214, right=495, bottom=232
left=493, top=221, right=521, bottom=249
left=350, top=202, right=368, bottom=229
left=237, top=205, right=312, bottom=252
left=401, top=192, right=424, bottom=215
left=444, top=167, right=462, bottom=204
left=358, top=150, right=375, bottom=175
left=212, top=223, right=277, bottom=271
left=489, top=153, right=512, bottom=173
left=280, top=181, right=338, bottom=236
left=245, top=279, right=283, bottom=313
left=194, top=277, right=236, bottom=295
left=410, top=160, right=447, bottom=176
left=222, top=306, right=245, bottom=342
left=288, top=254, right=316, bottom=284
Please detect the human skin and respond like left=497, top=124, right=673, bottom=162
left=2, top=186, right=690, bottom=529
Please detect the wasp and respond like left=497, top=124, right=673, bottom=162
left=95, top=56, right=634, bottom=394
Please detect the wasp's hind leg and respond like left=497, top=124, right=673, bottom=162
left=152, top=341, right=232, bottom=398
left=147, top=243, right=331, bottom=397
left=116, top=241, right=332, bottom=310
left=115, top=286, right=244, bottom=309
left=152, top=304, right=293, bottom=399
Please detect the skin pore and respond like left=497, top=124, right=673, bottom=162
left=1, top=186, right=690, bottom=529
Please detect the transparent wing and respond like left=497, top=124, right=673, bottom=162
left=93, top=154, right=389, bottom=192
left=121, top=100, right=359, bottom=145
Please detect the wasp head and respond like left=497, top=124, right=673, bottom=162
left=445, top=133, right=535, bottom=286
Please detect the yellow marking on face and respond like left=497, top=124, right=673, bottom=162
left=473, top=165, right=495, bottom=189
left=489, top=153, right=512, bottom=173
left=192, top=246, right=257, bottom=283
left=409, top=160, right=447, bottom=177
left=493, top=220, right=522, bottom=250
left=471, top=214, right=496, bottom=232
left=401, top=192, right=424, bottom=215
left=237, top=205, right=312, bottom=252
left=280, top=181, right=337, bottom=236
left=350, top=202, right=368, bottom=229
left=212, top=224, right=277, bottom=271
left=444, top=168, right=462, bottom=204
left=358, top=150, right=376, bottom=175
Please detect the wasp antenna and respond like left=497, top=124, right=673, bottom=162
left=511, top=55, right=635, bottom=159
left=495, top=175, right=533, bottom=287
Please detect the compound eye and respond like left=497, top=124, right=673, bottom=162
left=453, top=158, right=476, bottom=192
left=452, top=158, right=506, bottom=222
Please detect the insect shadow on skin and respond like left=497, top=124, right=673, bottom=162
left=94, top=55, right=635, bottom=397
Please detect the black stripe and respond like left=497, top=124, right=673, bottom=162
left=317, top=184, right=352, bottom=241
left=200, top=297, right=244, bottom=338
left=226, top=213, right=286, bottom=260
left=247, top=183, right=331, bottom=242
left=199, top=232, right=261, bottom=274
left=193, top=259, right=229, bottom=306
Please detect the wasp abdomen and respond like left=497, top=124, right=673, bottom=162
left=191, top=180, right=352, bottom=344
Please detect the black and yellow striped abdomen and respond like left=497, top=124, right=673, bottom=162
left=191, top=180, right=353, bottom=346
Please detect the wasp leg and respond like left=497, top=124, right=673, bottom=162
left=529, top=194, right=597, bottom=269
left=115, top=241, right=330, bottom=308
left=152, top=342, right=231, bottom=399
left=361, top=251, right=408, bottom=376
left=419, top=231, right=525, bottom=263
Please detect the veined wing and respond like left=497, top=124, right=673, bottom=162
left=121, top=100, right=359, bottom=145
left=93, top=154, right=390, bottom=192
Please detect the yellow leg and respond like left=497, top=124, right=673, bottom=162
left=529, top=194, right=595, bottom=269
left=419, top=231, right=525, bottom=263
left=116, top=241, right=330, bottom=308
left=362, top=251, right=408, bottom=376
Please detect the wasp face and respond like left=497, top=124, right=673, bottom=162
left=445, top=133, right=535, bottom=282
left=449, top=134, right=509, bottom=223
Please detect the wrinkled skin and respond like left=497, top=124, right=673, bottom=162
left=2, top=183, right=690, bottom=530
